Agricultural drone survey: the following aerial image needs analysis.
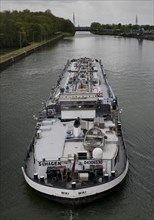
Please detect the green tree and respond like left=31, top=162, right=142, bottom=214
left=91, top=22, right=102, bottom=32
left=0, top=9, right=75, bottom=48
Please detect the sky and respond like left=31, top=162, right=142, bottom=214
left=1, top=0, right=154, bottom=26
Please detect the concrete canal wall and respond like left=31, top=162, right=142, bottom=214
left=0, top=34, right=63, bottom=71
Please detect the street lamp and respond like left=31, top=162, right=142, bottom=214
left=42, top=32, right=47, bottom=41
left=19, top=32, right=22, bottom=48
left=33, top=31, right=37, bottom=43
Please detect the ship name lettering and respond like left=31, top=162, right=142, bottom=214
left=39, top=161, right=61, bottom=166
left=61, top=192, right=69, bottom=195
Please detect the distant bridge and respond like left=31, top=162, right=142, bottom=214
left=75, top=26, right=97, bottom=32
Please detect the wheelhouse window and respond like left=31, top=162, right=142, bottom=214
left=61, top=101, right=96, bottom=110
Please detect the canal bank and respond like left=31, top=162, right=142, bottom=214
left=0, top=34, right=64, bottom=71
left=91, top=32, right=154, bottom=41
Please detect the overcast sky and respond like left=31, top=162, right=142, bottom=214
left=1, top=0, right=154, bottom=26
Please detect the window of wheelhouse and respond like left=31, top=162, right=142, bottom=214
left=61, top=101, right=96, bottom=110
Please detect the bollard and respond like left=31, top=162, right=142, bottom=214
left=111, top=170, right=115, bottom=177
left=34, top=173, right=38, bottom=181
left=104, top=173, right=109, bottom=180
left=71, top=181, right=76, bottom=189
left=40, top=176, right=45, bottom=184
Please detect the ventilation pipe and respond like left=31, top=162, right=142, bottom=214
left=73, top=117, right=81, bottom=137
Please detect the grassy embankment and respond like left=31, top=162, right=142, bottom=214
left=0, top=42, right=41, bottom=64
left=0, top=32, right=74, bottom=65
left=0, top=36, right=62, bottom=64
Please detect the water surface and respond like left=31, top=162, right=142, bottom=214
left=0, top=33, right=153, bottom=220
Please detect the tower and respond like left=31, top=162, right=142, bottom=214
left=135, top=15, right=138, bottom=25
left=73, top=12, right=75, bottom=26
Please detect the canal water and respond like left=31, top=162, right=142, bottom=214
left=0, top=33, right=153, bottom=220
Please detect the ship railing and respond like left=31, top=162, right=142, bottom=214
left=46, top=60, right=70, bottom=101
left=99, top=60, right=116, bottom=99
left=24, top=153, right=127, bottom=187
left=23, top=133, right=36, bottom=170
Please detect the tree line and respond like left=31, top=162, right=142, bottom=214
left=0, top=9, right=75, bottom=48
left=90, top=22, right=154, bottom=36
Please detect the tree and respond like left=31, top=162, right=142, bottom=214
left=91, top=22, right=102, bottom=31
left=0, top=10, right=75, bottom=48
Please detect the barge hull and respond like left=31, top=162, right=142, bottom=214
left=22, top=160, right=128, bottom=207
